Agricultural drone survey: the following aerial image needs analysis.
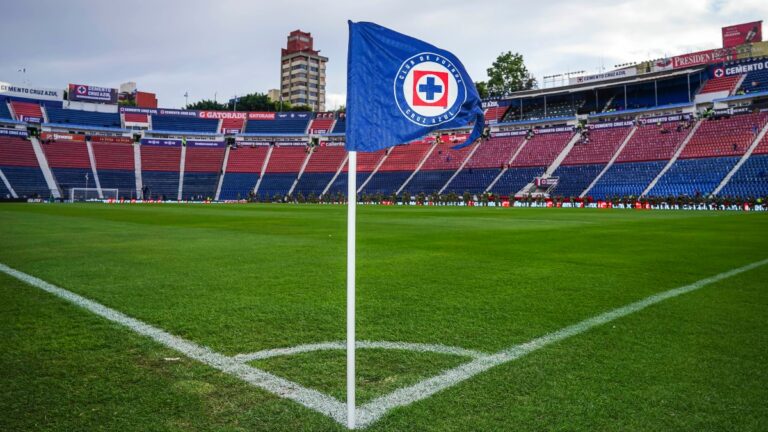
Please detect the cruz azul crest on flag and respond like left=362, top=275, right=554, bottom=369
left=395, top=53, right=467, bottom=126
left=346, top=21, right=485, bottom=152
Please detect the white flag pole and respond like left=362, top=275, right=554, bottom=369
left=346, top=150, right=357, bottom=429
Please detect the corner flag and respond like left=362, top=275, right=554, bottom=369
left=346, top=21, right=485, bottom=151
left=343, top=21, right=485, bottom=429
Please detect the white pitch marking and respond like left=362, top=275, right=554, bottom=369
left=0, top=263, right=349, bottom=426
left=233, top=340, right=486, bottom=363
left=355, top=257, right=768, bottom=428
left=2, top=258, right=767, bottom=429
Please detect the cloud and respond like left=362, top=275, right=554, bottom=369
left=0, top=0, right=766, bottom=107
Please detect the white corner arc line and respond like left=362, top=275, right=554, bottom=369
left=0, top=263, right=349, bottom=426
left=355, top=257, right=768, bottom=428
left=1, top=258, right=767, bottom=430
left=233, top=340, right=487, bottom=363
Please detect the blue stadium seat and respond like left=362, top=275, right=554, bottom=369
left=257, top=173, right=298, bottom=199
left=588, top=160, right=667, bottom=199
left=551, top=164, right=605, bottom=197
left=219, top=173, right=259, bottom=200
left=443, top=168, right=500, bottom=194
left=331, top=119, right=346, bottom=134
left=51, top=168, right=93, bottom=195
left=361, top=171, right=411, bottom=195
left=718, top=154, right=768, bottom=197
left=97, top=169, right=137, bottom=199
left=46, top=107, right=122, bottom=128
left=152, top=115, right=219, bottom=133
left=245, top=119, right=310, bottom=134
left=406, top=170, right=453, bottom=194
left=648, top=156, right=740, bottom=197
left=0, top=172, right=10, bottom=197
left=142, top=171, right=180, bottom=200
left=491, top=166, right=544, bottom=195
left=182, top=172, right=219, bottom=200
left=0, top=102, right=12, bottom=120
left=326, top=172, right=370, bottom=196
left=1, top=166, right=50, bottom=198
left=294, top=172, right=335, bottom=196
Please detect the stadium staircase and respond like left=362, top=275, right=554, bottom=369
left=0, top=168, right=17, bottom=198
left=287, top=147, right=314, bottom=196
left=580, top=126, right=638, bottom=197
left=322, top=153, right=349, bottom=196
left=641, top=120, right=701, bottom=196
left=214, top=145, right=231, bottom=200
left=252, top=145, right=274, bottom=196
left=356, top=150, right=389, bottom=193
left=29, top=136, right=62, bottom=198
left=177, top=145, right=187, bottom=200
left=518, top=132, right=579, bottom=195
left=395, top=142, right=438, bottom=195
left=713, top=121, right=768, bottom=195
left=484, top=138, right=529, bottom=193
left=133, top=144, right=143, bottom=198
left=85, top=140, right=104, bottom=198
left=438, top=140, right=481, bottom=194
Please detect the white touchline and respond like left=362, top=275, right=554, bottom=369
left=1, top=257, right=767, bottom=430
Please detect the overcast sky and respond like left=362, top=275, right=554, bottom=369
left=1, top=0, right=766, bottom=109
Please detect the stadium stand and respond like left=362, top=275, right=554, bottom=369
left=698, top=75, right=742, bottom=95
left=11, top=101, right=44, bottom=121
left=331, top=118, right=346, bottom=134
left=92, top=140, right=136, bottom=198
left=511, top=131, right=573, bottom=167
left=718, top=154, right=768, bottom=197
left=739, top=68, right=768, bottom=94
left=648, top=156, right=741, bottom=197
left=151, top=115, right=219, bottom=133
left=41, top=140, right=93, bottom=195
left=326, top=150, right=385, bottom=196
left=182, top=145, right=225, bottom=200
left=219, top=145, right=269, bottom=200
left=363, top=142, right=432, bottom=195
left=294, top=145, right=345, bottom=196
left=46, top=107, right=122, bottom=129
left=221, top=117, right=244, bottom=134
left=141, top=144, right=181, bottom=200
left=245, top=115, right=311, bottom=134
left=490, top=166, right=546, bottom=195
left=307, top=115, right=335, bottom=134
left=0, top=133, right=50, bottom=198
left=679, top=113, right=768, bottom=159
left=407, top=141, right=475, bottom=194
left=257, top=145, right=308, bottom=198
left=443, top=135, right=525, bottom=194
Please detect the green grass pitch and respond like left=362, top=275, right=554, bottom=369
left=1, top=203, right=767, bottom=431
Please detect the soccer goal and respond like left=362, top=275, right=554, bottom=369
left=70, top=188, right=119, bottom=202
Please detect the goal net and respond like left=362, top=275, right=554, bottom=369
left=70, top=188, right=119, bottom=202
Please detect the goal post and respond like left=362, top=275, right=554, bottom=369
left=70, top=188, right=119, bottom=202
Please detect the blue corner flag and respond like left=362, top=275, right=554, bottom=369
left=346, top=21, right=485, bottom=152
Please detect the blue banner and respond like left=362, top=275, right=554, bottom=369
left=346, top=21, right=484, bottom=152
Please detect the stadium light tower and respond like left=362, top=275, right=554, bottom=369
left=184, top=91, right=189, bottom=107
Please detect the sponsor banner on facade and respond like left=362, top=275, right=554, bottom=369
left=187, top=140, right=224, bottom=148
left=68, top=84, right=118, bottom=104
left=247, top=112, right=276, bottom=120
left=591, top=120, right=634, bottom=129
left=198, top=110, right=246, bottom=120
left=19, top=116, right=42, bottom=124
left=140, top=138, right=181, bottom=147
left=638, top=113, right=692, bottom=125
left=492, top=130, right=528, bottom=138
left=0, top=128, right=27, bottom=137
left=41, top=132, right=86, bottom=142
left=671, top=48, right=736, bottom=69
left=90, top=136, right=133, bottom=144
left=722, top=21, right=762, bottom=49
left=714, top=58, right=768, bottom=78
left=0, top=81, right=62, bottom=101
left=537, top=126, right=573, bottom=134
left=120, top=107, right=197, bottom=117
left=569, top=68, right=636, bottom=85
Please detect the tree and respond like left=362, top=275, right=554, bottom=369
left=287, top=104, right=313, bottom=112
left=474, top=81, right=489, bottom=99
left=186, top=99, right=228, bottom=110
left=486, top=52, right=537, bottom=96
